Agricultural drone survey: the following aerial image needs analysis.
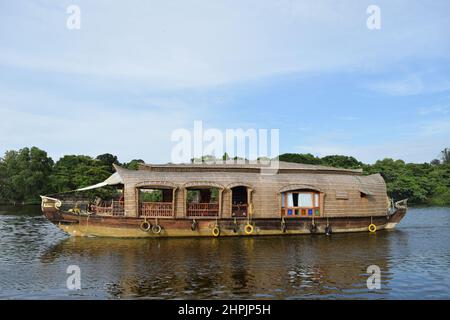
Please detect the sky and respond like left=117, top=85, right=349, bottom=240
left=1, top=0, right=450, bottom=164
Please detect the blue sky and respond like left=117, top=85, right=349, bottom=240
left=1, top=0, right=450, bottom=164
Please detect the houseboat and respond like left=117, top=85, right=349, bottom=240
left=41, top=161, right=408, bottom=238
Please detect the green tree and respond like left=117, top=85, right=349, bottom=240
left=279, top=153, right=321, bottom=165
left=96, top=153, right=120, bottom=172
left=321, top=155, right=363, bottom=169
left=0, top=157, right=9, bottom=202
left=2, top=147, right=450, bottom=206
left=49, top=155, right=115, bottom=199
left=124, top=159, right=145, bottom=170
left=431, top=159, right=441, bottom=166
left=0, top=147, right=54, bottom=203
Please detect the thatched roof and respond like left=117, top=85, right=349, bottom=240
left=137, top=161, right=363, bottom=175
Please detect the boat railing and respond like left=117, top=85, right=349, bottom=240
left=92, top=200, right=125, bottom=216
left=187, top=202, right=219, bottom=217
left=232, top=203, right=248, bottom=218
left=139, top=202, right=174, bottom=217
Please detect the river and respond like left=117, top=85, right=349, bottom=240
left=0, top=206, right=449, bottom=299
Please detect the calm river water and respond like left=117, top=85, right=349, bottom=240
left=0, top=206, right=449, bottom=299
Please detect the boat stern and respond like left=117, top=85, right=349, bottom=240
left=40, top=196, right=64, bottom=223
left=385, top=199, right=408, bottom=230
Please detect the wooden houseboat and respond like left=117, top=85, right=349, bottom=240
left=41, top=161, right=408, bottom=238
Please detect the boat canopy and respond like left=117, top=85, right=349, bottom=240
left=76, top=172, right=124, bottom=191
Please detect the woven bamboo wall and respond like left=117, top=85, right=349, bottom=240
left=115, top=163, right=388, bottom=218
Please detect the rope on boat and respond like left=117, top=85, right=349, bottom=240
left=191, top=219, right=198, bottom=231
left=281, top=217, right=287, bottom=233
left=325, top=218, right=332, bottom=235
left=310, top=215, right=318, bottom=233
left=245, top=203, right=254, bottom=235
left=233, top=218, right=238, bottom=233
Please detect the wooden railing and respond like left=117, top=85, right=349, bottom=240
left=187, top=203, right=219, bottom=217
left=232, top=204, right=248, bottom=218
left=92, top=201, right=124, bottom=216
left=139, top=202, right=174, bottom=217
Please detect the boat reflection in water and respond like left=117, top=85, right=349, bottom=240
left=41, top=232, right=398, bottom=299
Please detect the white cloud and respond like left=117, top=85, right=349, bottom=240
left=0, top=87, right=207, bottom=163
left=1, top=0, right=450, bottom=89
left=2, top=0, right=450, bottom=164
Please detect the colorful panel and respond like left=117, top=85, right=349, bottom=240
left=308, top=209, right=313, bottom=216
left=315, top=209, right=320, bottom=216
left=287, top=209, right=293, bottom=216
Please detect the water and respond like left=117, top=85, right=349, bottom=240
left=0, top=206, right=449, bottom=300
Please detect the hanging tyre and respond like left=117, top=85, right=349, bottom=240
left=212, top=226, right=220, bottom=237
left=140, top=220, right=151, bottom=232
left=152, top=224, right=162, bottom=234
left=244, top=223, right=254, bottom=235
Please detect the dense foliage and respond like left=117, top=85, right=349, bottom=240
left=0, top=148, right=144, bottom=204
left=0, top=147, right=449, bottom=206
left=0, top=147, right=54, bottom=203
left=279, top=153, right=450, bottom=206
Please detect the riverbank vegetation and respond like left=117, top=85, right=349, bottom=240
left=0, top=147, right=449, bottom=206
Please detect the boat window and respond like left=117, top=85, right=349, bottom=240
left=186, top=187, right=220, bottom=217
left=287, top=193, right=293, bottom=207
left=231, top=186, right=249, bottom=218
left=281, top=190, right=321, bottom=218
left=292, top=193, right=299, bottom=207
left=298, top=193, right=312, bottom=207
left=138, top=187, right=174, bottom=218
left=187, top=188, right=218, bottom=203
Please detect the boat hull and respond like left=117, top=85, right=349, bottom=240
left=42, top=207, right=407, bottom=238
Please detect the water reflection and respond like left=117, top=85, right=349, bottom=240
left=1, top=206, right=449, bottom=299
left=39, top=233, right=395, bottom=299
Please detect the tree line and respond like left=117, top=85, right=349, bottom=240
left=0, top=146, right=449, bottom=206
left=279, top=150, right=450, bottom=206
left=0, top=147, right=144, bottom=204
